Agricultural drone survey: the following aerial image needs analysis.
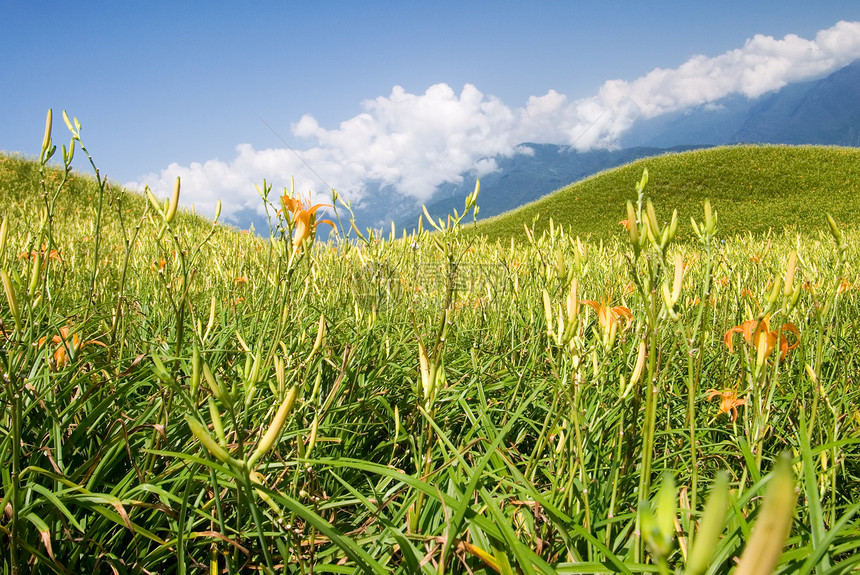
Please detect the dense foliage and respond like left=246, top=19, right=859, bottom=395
left=1, top=119, right=859, bottom=573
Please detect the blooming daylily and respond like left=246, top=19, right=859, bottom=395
left=706, top=388, right=746, bottom=421
left=583, top=299, right=633, bottom=345
left=19, top=244, right=63, bottom=267
left=723, top=315, right=800, bottom=362
left=38, top=326, right=106, bottom=369
left=583, top=300, right=633, bottom=333
left=279, top=192, right=335, bottom=249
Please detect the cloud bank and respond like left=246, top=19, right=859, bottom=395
left=130, top=21, right=860, bottom=225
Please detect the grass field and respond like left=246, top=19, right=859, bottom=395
left=1, top=115, right=859, bottom=574
left=472, top=145, right=860, bottom=242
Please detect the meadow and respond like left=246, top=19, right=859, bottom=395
left=0, top=113, right=859, bottom=574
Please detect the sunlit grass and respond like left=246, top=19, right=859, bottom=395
left=472, top=145, right=860, bottom=241
left=1, top=119, right=859, bottom=574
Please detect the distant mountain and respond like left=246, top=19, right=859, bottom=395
left=623, top=60, right=860, bottom=148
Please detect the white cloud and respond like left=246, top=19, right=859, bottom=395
left=131, top=21, right=860, bottom=224
left=609, top=20, right=860, bottom=117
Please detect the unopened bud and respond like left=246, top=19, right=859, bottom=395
left=186, top=415, right=240, bottom=468
left=248, top=385, right=299, bottom=468
left=62, top=110, right=74, bottom=133
left=826, top=214, right=843, bottom=244
left=783, top=251, right=797, bottom=299
left=165, top=177, right=180, bottom=223
left=636, top=168, right=649, bottom=193
left=41, top=109, right=53, bottom=155
left=0, top=217, right=8, bottom=260
left=542, top=289, right=554, bottom=337
left=626, top=201, right=639, bottom=251
left=646, top=200, right=660, bottom=244
left=704, top=199, right=715, bottom=234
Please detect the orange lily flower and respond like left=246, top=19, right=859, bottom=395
left=38, top=326, right=106, bottom=369
left=706, top=389, right=746, bottom=421
left=279, top=192, right=335, bottom=248
left=19, top=244, right=63, bottom=266
left=583, top=299, right=633, bottom=345
left=618, top=219, right=631, bottom=230
left=723, top=315, right=800, bottom=362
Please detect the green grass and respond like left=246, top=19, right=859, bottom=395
left=1, top=123, right=859, bottom=574
left=472, top=145, right=860, bottom=242
left=0, top=152, right=226, bottom=236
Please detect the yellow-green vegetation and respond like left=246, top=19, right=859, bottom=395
left=1, top=114, right=859, bottom=574
left=473, top=145, right=860, bottom=241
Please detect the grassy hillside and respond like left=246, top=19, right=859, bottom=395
left=471, top=145, right=860, bottom=241
left=0, top=153, right=224, bottom=237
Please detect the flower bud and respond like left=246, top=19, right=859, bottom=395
left=0, top=217, right=8, bottom=261
left=186, top=415, right=240, bottom=468
left=704, top=199, right=715, bottom=234
left=62, top=110, right=74, bottom=133
left=636, top=168, right=649, bottom=193
left=208, top=396, right=226, bottom=446
left=626, top=200, right=640, bottom=254
left=165, top=177, right=180, bottom=223
left=41, top=109, right=53, bottom=155
left=542, top=289, right=554, bottom=338
left=783, top=251, right=797, bottom=299
left=248, top=385, right=299, bottom=468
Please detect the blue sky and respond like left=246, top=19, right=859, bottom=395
left=2, top=1, right=859, bottom=226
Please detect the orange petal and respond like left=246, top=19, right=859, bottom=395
left=54, top=346, right=67, bottom=368
left=774, top=324, right=800, bottom=361
left=741, top=319, right=760, bottom=346
left=582, top=300, right=602, bottom=315
left=281, top=195, right=302, bottom=215
left=292, top=210, right=311, bottom=248
left=723, top=326, right=745, bottom=353
left=305, top=203, right=333, bottom=216
left=781, top=323, right=801, bottom=351
left=611, top=306, right=633, bottom=331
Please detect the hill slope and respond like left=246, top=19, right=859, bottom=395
left=0, top=153, right=231, bottom=239
left=469, top=145, right=860, bottom=242
left=409, top=144, right=701, bottom=229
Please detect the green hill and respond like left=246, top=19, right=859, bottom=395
left=5, top=145, right=860, bottom=247
left=0, top=153, right=228, bottom=238
left=469, top=145, right=860, bottom=241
